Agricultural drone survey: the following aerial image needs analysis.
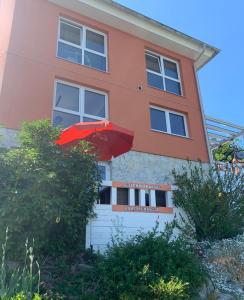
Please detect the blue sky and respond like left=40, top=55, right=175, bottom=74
left=115, top=0, right=244, bottom=126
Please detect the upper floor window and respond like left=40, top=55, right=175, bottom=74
left=145, top=51, right=182, bottom=96
left=150, top=106, right=188, bottom=137
left=53, top=80, right=108, bottom=128
left=57, top=18, right=107, bottom=72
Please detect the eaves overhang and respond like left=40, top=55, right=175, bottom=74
left=49, top=0, right=220, bottom=69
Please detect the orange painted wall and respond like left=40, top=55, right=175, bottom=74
left=0, top=0, right=209, bottom=162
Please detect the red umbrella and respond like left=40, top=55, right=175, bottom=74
left=56, top=120, right=134, bottom=161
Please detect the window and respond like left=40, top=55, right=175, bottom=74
left=155, top=190, right=166, bottom=207
left=117, top=188, right=129, bottom=205
left=98, top=186, right=111, bottom=204
left=57, top=18, right=107, bottom=72
left=150, top=106, right=188, bottom=137
left=145, top=190, right=151, bottom=206
left=135, top=189, right=140, bottom=206
left=53, top=81, right=107, bottom=128
left=145, top=51, right=182, bottom=96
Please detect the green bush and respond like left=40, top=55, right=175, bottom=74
left=173, top=163, right=244, bottom=241
left=0, top=120, right=100, bottom=259
left=82, top=225, right=205, bottom=299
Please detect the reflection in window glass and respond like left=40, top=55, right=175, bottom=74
left=155, top=190, right=166, bottom=207
left=60, top=22, right=81, bottom=45
left=147, top=72, right=164, bottom=90
left=164, top=60, right=178, bottom=79
left=53, top=110, right=79, bottom=128
left=169, top=113, right=186, bottom=136
left=84, top=90, right=105, bottom=118
left=150, top=108, right=167, bottom=132
left=165, top=78, right=181, bottom=95
left=99, top=186, right=111, bottom=204
left=57, top=42, right=82, bottom=64
left=146, top=53, right=161, bottom=73
left=84, top=51, right=106, bottom=71
left=55, top=82, right=79, bottom=112
left=86, top=30, right=104, bottom=53
left=117, top=188, right=129, bottom=205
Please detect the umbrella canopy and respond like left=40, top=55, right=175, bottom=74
left=56, top=120, right=134, bottom=161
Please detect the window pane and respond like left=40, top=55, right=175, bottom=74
left=117, top=188, right=129, bottom=205
left=164, top=60, right=178, bottom=79
left=135, top=189, right=139, bottom=206
left=145, top=53, right=161, bottom=73
left=84, top=51, right=106, bottom=71
left=58, top=42, right=82, bottom=64
left=60, top=22, right=81, bottom=45
left=55, top=82, right=79, bottom=112
left=145, top=190, right=150, bottom=206
left=165, top=78, right=181, bottom=95
left=169, top=113, right=186, bottom=136
left=84, top=90, right=105, bottom=118
left=86, top=30, right=105, bottom=53
left=155, top=190, right=166, bottom=207
left=53, top=110, right=80, bottom=128
left=150, top=108, right=167, bottom=132
left=147, top=72, right=164, bottom=90
left=83, top=117, right=99, bottom=122
left=98, top=165, right=106, bottom=181
left=99, top=186, right=111, bottom=204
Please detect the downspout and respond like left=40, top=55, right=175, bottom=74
left=193, top=45, right=214, bottom=164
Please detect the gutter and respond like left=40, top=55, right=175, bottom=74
left=193, top=46, right=214, bottom=164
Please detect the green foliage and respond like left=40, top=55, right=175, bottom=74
left=213, top=141, right=244, bottom=162
left=0, top=120, right=100, bottom=258
left=0, top=229, right=40, bottom=299
left=82, top=225, right=205, bottom=299
left=173, top=163, right=244, bottom=241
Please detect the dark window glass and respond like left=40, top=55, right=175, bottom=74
left=83, top=117, right=98, bottom=122
left=55, top=82, right=79, bottom=112
left=135, top=189, right=139, bottom=206
left=84, top=51, right=106, bottom=71
left=164, top=59, right=178, bottom=79
left=58, top=42, right=82, bottom=64
left=99, top=186, right=111, bottom=204
left=147, top=72, right=164, bottom=90
left=117, top=188, right=129, bottom=205
left=98, top=165, right=106, bottom=181
left=86, top=30, right=105, bottom=53
left=150, top=108, right=167, bottom=132
left=146, top=53, right=161, bottom=73
left=53, top=110, right=79, bottom=128
left=155, top=190, right=166, bottom=207
left=165, top=78, right=181, bottom=95
left=84, top=90, right=105, bottom=118
left=145, top=190, right=150, bottom=206
left=60, top=22, right=81, bottom=45
left=169, top=113, right=186, bottom=136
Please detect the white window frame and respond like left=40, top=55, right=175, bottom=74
left=146, top=50, right=182, bottom=96
left=150, top=105, right=189, bottom=138
left=53, top=79, right=108, bottom=125
left=57, top=17, right=108, bottom=72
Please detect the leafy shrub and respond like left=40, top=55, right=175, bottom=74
left=0, top=120, right=100, bottom=258
left=173, top=163, right=244, bottom=241
left=0, top=229, right=40, bottom=299
left=82, top=225, right=205, bottom=299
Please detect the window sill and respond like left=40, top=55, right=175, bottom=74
left=56, top=55, right=110, bottom=75
left=150, top=128, right=190, bottom=139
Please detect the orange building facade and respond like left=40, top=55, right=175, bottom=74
left=0, top=0, right=219, bottom=250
